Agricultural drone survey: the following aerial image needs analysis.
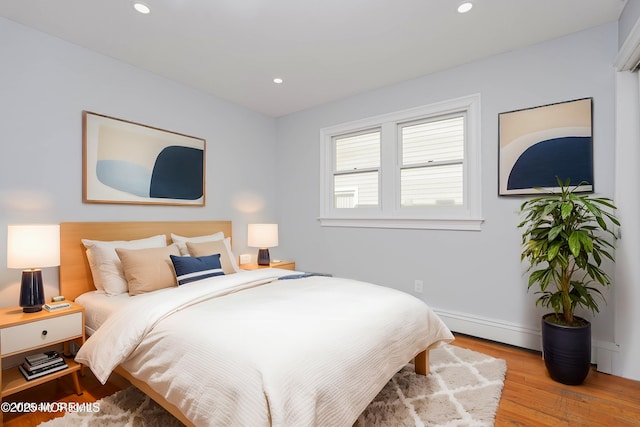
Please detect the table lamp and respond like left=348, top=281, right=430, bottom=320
left=7, top=224, right=60, bottom=313
left=248, top=224, right=278, bottom=266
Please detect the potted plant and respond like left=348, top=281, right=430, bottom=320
left=518, top=178, right=619, bottom=385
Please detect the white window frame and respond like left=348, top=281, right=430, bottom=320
left=319, top=94, right=483, bottom=231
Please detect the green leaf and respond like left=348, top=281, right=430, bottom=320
left=549, top=293, right=561, bottom=314
left=547, top=241, right=561, bottom=261
left=568, top=232, right=581, bottom=258
left=561, top=201, right=573, bottom=220
left=548, top=225, right=563, bottom=241
left=528, top=269, right=550, bottom=290
left=578, top=231, right=593, bottom=252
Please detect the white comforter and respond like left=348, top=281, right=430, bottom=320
left=76, top=269, right=453, bottom=426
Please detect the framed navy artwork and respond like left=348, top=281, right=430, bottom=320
left=83, top=111, right=205, bottom=206
left=498, top=98, right=593, bottom=196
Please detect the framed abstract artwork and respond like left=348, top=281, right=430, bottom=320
left=83, top=111, right=205, bottom=206
left=498, top=98, right=593, bottom=196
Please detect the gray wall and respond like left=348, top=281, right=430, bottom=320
left=0, top=17, right=279, bottom=305
left=275, top=23, right=619, bottom=354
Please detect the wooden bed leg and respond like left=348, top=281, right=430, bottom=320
left=414, top=349, right=429, bottom=376
left=71, top=371, right=83, bottom=396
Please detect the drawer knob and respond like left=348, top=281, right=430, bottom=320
left=42, top=330, right=48, bottom=336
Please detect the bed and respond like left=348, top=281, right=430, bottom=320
left=60, top=221, right=454, bottom=426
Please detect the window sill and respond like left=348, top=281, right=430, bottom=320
left=318, top=216, right=484, bottom=231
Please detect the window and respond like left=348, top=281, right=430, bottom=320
left=320, top=94, right=482, bottom=230
left=333, top=130, right=380, bottom=209
left=399, top=115, right=465, bottom=207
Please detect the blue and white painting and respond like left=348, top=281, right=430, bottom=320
left=499, top=98, right=593, bottom=196
left=84, top=112, right=205, bottom=205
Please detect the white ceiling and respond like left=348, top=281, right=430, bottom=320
left=0, top=0, right=627, bottom=117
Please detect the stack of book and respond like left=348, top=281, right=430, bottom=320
left=19, top=351, right=68, bottom=381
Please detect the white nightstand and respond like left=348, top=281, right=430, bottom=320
left=0, top=301, right=85, bottom=422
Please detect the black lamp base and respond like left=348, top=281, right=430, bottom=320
left=257, top=248, right=271, bottom=266
left=20, top=269, right=45, bottom=313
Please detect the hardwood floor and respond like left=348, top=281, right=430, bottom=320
left=454, top=334, right=640, bottom=427
left=3, top=333, right=640, bottom=426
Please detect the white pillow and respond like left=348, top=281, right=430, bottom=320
left=82, top=234, right=167, bottom=296
left=170, top=232, right=224, bottom=256
left=85, top=249, right=102, bottom=292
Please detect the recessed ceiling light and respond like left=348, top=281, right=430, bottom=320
left=133, top=2, right=151, bottom=14
left=273, top=78, right=284, bottom=84
left=457, top=2, right=473, bottom=13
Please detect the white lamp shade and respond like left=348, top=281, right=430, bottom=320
left=7, top=225, right=60, bottom=269
left=247, top=224, right=278, bottom=248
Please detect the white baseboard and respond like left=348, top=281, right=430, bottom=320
left=592, top=339, right=620, bottom=375
left=434, top=308, right=542, bottom=350
left=435, top=308, right=619, bottom=374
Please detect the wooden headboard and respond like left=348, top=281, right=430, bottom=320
left=59, top=221, right=232, bottom=301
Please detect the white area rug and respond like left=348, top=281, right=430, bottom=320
left=357, top=345, right=506, bottom=426
left=40, top=345, right=505, bottom=427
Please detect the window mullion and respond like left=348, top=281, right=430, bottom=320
left=380, top=122, right=396, bottom=214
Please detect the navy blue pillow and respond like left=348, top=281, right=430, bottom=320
left=170, top=254, right=224, bottom=285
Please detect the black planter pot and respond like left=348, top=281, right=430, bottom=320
left=541, top=313, right=591, bottom=385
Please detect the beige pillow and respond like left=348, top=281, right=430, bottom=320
left=115, top=245, right=180, bottom=296
left=170, top=232, right=224, bottom=256
left=186, top=237, right=240, bottom=274
left=82, top=234, right=167, bottom=295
